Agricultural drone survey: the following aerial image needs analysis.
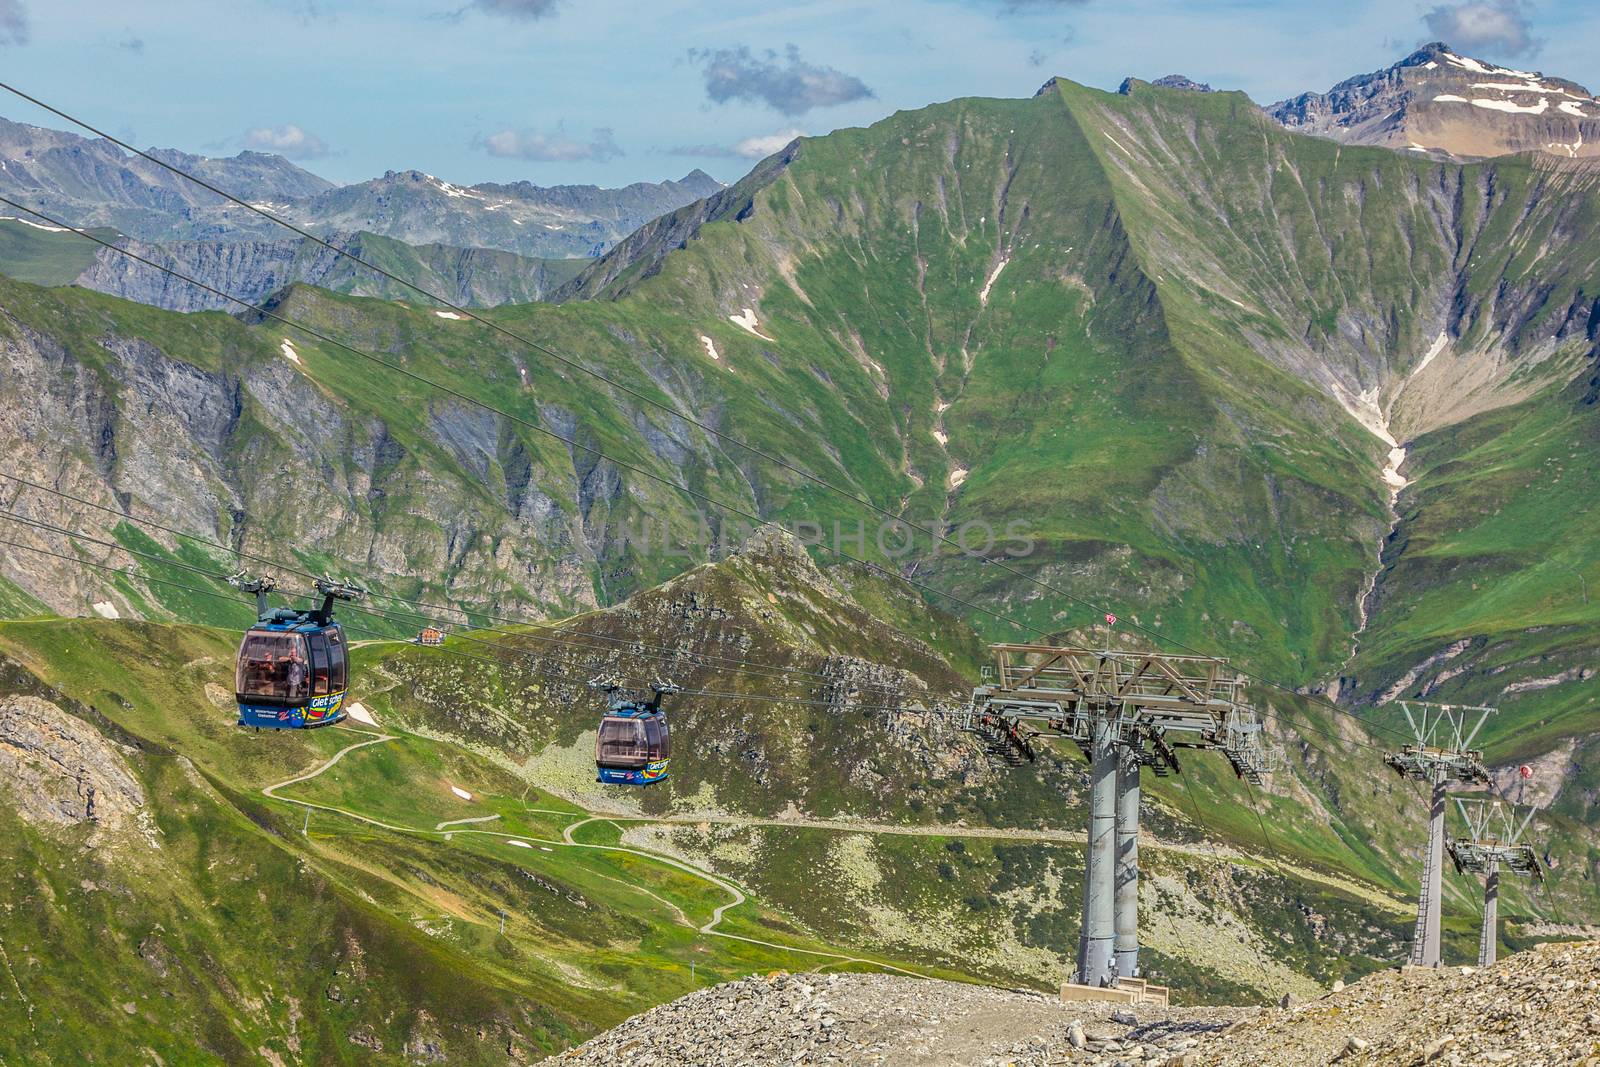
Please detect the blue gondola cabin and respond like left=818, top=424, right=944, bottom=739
left=594, top=682, right=678, bottom=786
left=235, top=615, right=349, bottom=728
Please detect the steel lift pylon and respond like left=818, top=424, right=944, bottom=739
left=1447, top=798, right=1543, bottom=967
left=968, top=644, right=1275, bottom=988
left=1381, top=701, right=1494, bottom=968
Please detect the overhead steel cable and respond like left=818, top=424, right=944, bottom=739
left=0, top=531, right=1474, bottom=933
left=0, top=185, right=1433, bottom=908
left=0, top=514, right=936, bottom=716
left=0, top=192, right=1425, bottom=764
left=0, top=533, right=677, bottom=708
left=0, top=92, right=1430, bottom=757
left=0, top=508, right=1409, bottom=767
left=0, top=193, right=1036, bottom=653
left=0, top=470, right=912, bottom=697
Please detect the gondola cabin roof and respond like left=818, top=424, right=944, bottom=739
left=603, top=705, right=662, bottom=718
left=248, top=609, right=341, bottom=635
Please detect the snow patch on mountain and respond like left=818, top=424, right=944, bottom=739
left=729, top=308, right=774, bottom=341
left=0, top=215, right=74, bottom=233
left=1472, top=97, right=1550, bottom=115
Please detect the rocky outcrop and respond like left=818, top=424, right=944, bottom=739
left=0, top=281, right=605, bottom=620
left=1120, top=75, right=1216, bottom=94
left=0, top=694, right=145, bottom=837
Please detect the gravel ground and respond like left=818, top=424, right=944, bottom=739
left=537, top=972, right=1252, bottom=1066
left=538, top=941, right=1600, bottom=1066
left=1189, top=940, right=1600, bottom=1067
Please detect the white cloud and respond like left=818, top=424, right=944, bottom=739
left=479, top=126, right=623, bottom=162
left=1423, top=1, right=1541, bottom=58
left=242, top=123, right=332, bottom=160
left=733, top=128, right=806, bottom=158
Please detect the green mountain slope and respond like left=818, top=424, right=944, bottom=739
left=0, top=603, right=978, bottom=1063
left=1, top=541, right=1521, bottom=1062
left=2, top=76, right=1598, bottom=1050
left=0, top=217, right=119, bottom=284
left=3, top=78, right=1596, bottom=746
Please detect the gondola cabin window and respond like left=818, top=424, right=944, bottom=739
left=598, top=716, right=649, bottom=767
left=310, top=633, right=331, bottom=695
left=328, top=628, right=347, bottom=690
left=645, top=715, right=670, bottom=760
left=236, top=633, right=311, bottom=702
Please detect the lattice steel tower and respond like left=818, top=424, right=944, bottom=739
left=1381, top=701, right=1494, bottom=968
left=970, top=644, right=1274, bottom=988
left=1447, top=798, right=1543, bottom=966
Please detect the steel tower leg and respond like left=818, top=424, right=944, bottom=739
left=1410, top=772, right=1446, bottom=967
left=1479, top=859, right=1499, bottom=968
left=1076, top=717, right=1118, bottom=986
left=1114, top=750, right=1141, bottom=979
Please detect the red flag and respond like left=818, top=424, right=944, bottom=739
left=1105, top=613, right=1117, bottom=626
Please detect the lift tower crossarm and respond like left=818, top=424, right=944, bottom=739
left=1447, top=797, right=1543, bottom=966
left=1380, top=701, right=1498, bottom=968
left=1447, top=798, right=1543, bottom=881
left=969, top=644, right=1277, bottom=989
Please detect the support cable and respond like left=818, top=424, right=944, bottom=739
left=0, top=518, right=931, bottom=716
left=0, top=189, right=1422, bottom=752
left=0, top=470, right=908, bottom=697
left=0, top=96, right=1448, bottom=746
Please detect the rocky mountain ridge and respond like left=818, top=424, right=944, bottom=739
left=1267, top=42, right=1600, bottom=159
left=0, top=115, right=722, bottom=258
left=72, top=229, right=590, bottom=311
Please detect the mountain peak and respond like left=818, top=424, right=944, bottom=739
left=1402, top=41, right=1452, bottom=66
left=1267, top=41, right=1600, bottom=160
left=1118, top=74, right=1216, bottom=96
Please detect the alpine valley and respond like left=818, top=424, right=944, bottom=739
left=1, top=39, right=1599, bottom=1065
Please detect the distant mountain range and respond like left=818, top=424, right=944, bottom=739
left=0, top=117, right=722, bottom=258
left=1266, top=43, right=1600, bottom=159
left=1127, top=43, right=1600, bottom=161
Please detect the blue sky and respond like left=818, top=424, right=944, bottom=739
left=4, top=0, right=1597, bottom=188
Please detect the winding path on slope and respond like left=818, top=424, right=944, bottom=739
left=571, top=812, right=1405, bottom=915
left=259, top=728, right=929, bottom=978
